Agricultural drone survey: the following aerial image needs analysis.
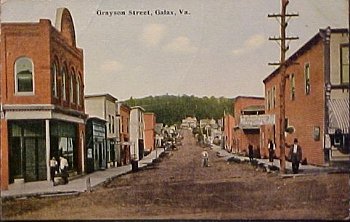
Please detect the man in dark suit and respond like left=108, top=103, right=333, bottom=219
left=248, top=144, right=254, bottom=163
left=287, top=138, right=302, bottom=174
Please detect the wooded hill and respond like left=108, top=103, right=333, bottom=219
left=124, top=95, right=234, bottom=125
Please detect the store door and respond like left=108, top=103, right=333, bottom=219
left=24, top=138, right=46, bottom=182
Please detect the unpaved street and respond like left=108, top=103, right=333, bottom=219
left=2, top=130, right=349, bottom=220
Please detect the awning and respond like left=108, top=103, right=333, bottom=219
left=329, top=98, right=349, bottom=134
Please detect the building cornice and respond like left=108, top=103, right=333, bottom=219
left=2, top=104, right=87, bottom=119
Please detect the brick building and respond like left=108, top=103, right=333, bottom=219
left=144, top=113, right=156, bottom=154
left=117, top=102, right=131, bottom=165
left=0, top=8, right=86, bottom=190
left=232, top=96, right=265, bottom=156
left=262, top=28, right=349, bottom=166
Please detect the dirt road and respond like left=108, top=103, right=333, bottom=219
left=2, top=130, right=349, bottom=220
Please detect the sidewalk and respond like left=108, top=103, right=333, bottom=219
left=211, top=145, right=349, bottom=176
left=1, top=148, right=165, bottom=200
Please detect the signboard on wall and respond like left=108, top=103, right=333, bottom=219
left=239, top=114, right=275, bottom=128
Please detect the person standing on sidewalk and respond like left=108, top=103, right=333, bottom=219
left=201, top=150, right=209, bottom=167
left=59, top=156, right=69, bottom=184
left=286, top=138, right=302, bottom=174
left=248, top=144, right=254, bottom=163
left=268, top=139, right=275, bottom=163
left=50, top=157, right=58, bottom=185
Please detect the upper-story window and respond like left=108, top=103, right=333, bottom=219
left=272, top=86, right=276, bottom=108
left=304, top=63, right=311, bottom=95
left=126, top=117, right=129, bottom=134
left=62, top=67, right=67, bottom=101
left=108, top=114, right=112, bottom=134
left=51, top=62, right=58, bottom=97
left=341, top=44, right=349, bottom=84
left=76, top=74, right=81, bottom=105
left=121, top=116, right=125, bottom=133
left=266, top=90, right=271, bottom=111
left=69, top=72, right=74, bottom=103
left=290, top=73, right=295, bottom=100
left=112, top=116, right=115, bottom=134
left=15, top=57, right=34, bottom=94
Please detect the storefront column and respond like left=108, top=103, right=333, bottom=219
left=81, top=131, right=85, bottom=173
left=1, top=119, right=9, bottom=190
left=45, top=119, right=51, bottom=181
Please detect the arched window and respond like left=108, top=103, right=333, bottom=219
left=69, top=72, right=74, bottom=103
left=62, top=66, right=67, bottom=101
left=15, top=57, right=34, bottom=93
left=51, top=62, right=58, bottom=97
left=76, top=75, right=80, bottom=105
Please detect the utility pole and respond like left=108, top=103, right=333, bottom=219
left=268, top=0, right=298, bottom=173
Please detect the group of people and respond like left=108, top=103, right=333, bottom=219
left=49, top=156, right=69, bottom=186
left=248, top=138, right=302, bottom=174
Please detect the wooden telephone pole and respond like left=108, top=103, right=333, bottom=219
left=268, top=0, right=298, bottom=173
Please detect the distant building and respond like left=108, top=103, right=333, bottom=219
left=85, top=94, right=118, bottom=168
left=85, top=117, right=107, bottom=173
left=155, top=123, right=164, bottom=148
left=130, top=106, right=145, bottom=161
left=0, top=8, right=86, bottom=190
left=144, top=113, right=156, bottom=154
left=181, top=117, right=197, bottom=129
left=262, top=28, right=349, bottom=166
left=117, top=102, right=131, bottom=165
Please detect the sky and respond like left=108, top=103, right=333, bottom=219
left=1, top=0, right=348, bottom=100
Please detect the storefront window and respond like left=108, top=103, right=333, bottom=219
left=51, top=121, right=77, bottom=171
left=59, top=137, right=75, bottom=169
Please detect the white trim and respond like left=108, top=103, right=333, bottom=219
left=81, top=132, right=85, bottom=173
left=4, top=109, right=85, bottom=124
left=45, top=120, right=51, bottom=182
left=3, top=104, right=54, bottom=110
left=52, top=112, right=85, bottom=124
left=6, top=110, right=52, bottom=119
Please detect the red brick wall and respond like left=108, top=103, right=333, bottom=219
left=264, top=38, right=325, bottom=165
left=50, top=26, right=84, bottom=112
left=1, top=119, right=9, bottom=190
left=1, top=20, right=51, bottom=104
left=234, top=97, right=265, bottom=125
left=120, top=104, right=131, bottom=164
left=224, top=114, right=234, bottom=151
left=1, top=20, right=84, bottom=112
left=144, top=113, right=156, bottom=152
